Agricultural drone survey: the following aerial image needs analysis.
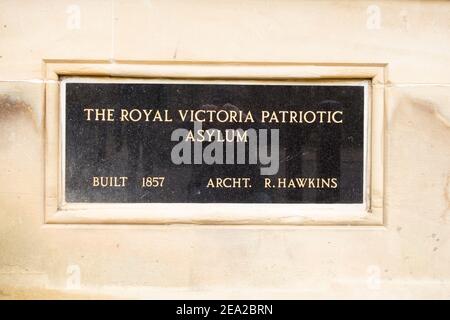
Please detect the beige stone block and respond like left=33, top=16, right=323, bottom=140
left=383, top=85, right=450, bottom=280
left=0, top=0, right=113, bottom=80
left=0, top=0, right=449, bottom=298
left=0, top=81, right=45, bottom=290
left=0, top=81, right=449, bottom=299
left=114, top=0, right=450, bottom=84
left=0, top=81, right=44, bottom=194
left=1, top=0, right=448, bottom=84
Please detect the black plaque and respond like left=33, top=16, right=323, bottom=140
left=64, top=81, right=365, bottom=204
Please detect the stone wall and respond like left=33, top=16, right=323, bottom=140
left=0, top=0, right=449, bottom=299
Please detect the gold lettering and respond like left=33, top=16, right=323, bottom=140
left=332, top=111, right=343, bottom=123
left=206, top=177, right=251, bottom=188
left=92, top=176, right=128, bottom=187
left=83, top=108, right=114, bottom=121
left=84, top=108, right=94, bottom=121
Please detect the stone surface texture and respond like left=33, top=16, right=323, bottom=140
left=0, top=0, right=449, bottom=299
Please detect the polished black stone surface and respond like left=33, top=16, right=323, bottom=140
left=65, top=82, right=365, bottom=203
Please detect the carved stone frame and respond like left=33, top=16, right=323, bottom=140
left=44, top=61, right=385, bottom=225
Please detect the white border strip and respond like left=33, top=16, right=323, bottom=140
left=59, top=78, right=369, bottom=220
